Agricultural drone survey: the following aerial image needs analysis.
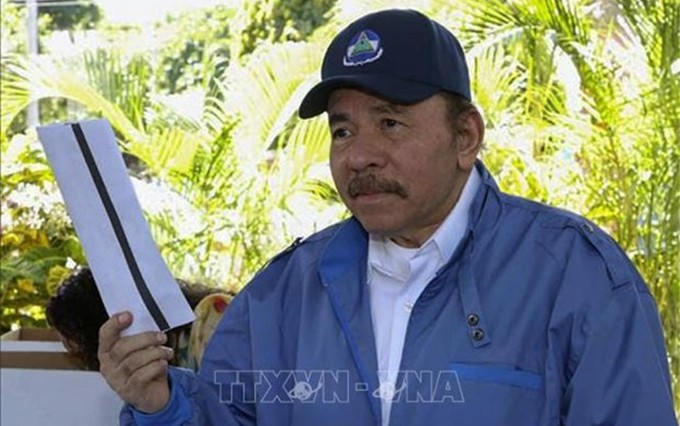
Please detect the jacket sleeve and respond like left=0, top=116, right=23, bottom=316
left=118, top=293, right=256, bottom=426
left=560, top=227, right=677, bottom=425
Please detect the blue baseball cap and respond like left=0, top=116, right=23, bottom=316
left=298, top=9, right=470, bottom=118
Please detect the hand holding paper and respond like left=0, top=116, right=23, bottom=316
left=97, top=312, right=172, bottom=414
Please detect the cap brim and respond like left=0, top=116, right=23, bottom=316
left=298, top=74, right=440, bottom=118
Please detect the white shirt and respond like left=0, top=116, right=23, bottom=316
left=367, top=168, right=481, bottom=426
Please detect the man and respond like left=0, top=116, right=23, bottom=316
left=99, top=9, right=678, bottom=426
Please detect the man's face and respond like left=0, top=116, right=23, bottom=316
left=328, top=89, right=477, bottom=247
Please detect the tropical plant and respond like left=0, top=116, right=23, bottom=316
left=0, top=35, right=338, bottom=316
left=39, top=0, right=102, bottom=32
left=1, top=130, right=84, bottom=333
left=152, top=5, right=235, bottom=94
left=1, top=0, right=27, bottom=55
left=230, top=0, right=336, bottom=57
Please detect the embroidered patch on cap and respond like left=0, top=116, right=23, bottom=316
left=343, top=30, right=383, bottom=67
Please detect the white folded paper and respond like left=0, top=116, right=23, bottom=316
left=37, top=119, right=195, bottom=336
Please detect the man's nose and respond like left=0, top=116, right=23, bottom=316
left=346, top=133, right=388, bottom=172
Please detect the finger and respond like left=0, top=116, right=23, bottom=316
left=109, top=331, right=167, bottom=365
left=118, top=346, right=174, bottom=377
left=98, top=311, right=132, bottom=355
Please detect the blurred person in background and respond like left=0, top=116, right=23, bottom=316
left=46, top=267, right=232, bottom=371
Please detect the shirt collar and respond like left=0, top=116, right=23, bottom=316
left=367, top=167, right=482, bottom=283
left=428, top=166, right=481, bottom=264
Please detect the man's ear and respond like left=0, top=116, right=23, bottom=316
left=456, top=109, right=484, bottom=171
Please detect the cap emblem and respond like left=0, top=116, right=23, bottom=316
left=343, top=30, right=383, bottom=67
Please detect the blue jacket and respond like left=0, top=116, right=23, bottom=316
left=122, top=162, right=677, bottom=425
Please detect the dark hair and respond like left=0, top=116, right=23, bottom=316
left=45, top=267, right=225, bottom=370
left=45, top=268, right=108, bottom=370
left=440, top=91, right=477, bottom=134
left=176, top=279, right=221, bottom=309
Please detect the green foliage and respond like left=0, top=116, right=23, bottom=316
left=153, top=5, right=235, bottom=94
left=153, top=40, right=332, bottom=285
left=231, top=0, right=336, bottom=57
left=0, top=0, right=99, bottom=55
left=39, top=1, right=102, bottom=31
left=1, top=0, right=27, bottom=54
left=1, top=132, right=84, bottom=333
left=0, top=36, right=334, bottom=293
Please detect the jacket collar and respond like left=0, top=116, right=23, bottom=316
left=468, top=160, right=502, bottom=233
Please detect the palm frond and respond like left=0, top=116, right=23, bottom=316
left=81, top=49, right=151, bottom=130
left=130, top=128, right=205, bottom=176
left=267, top=115, right=330, bottom=208
left=1, top=54, right=143, bottom=145
left=1, top=246, right=67, bottom=283
left=217, top=41, right=323, bottom=163
left=468, top=45, right=525, bottom=127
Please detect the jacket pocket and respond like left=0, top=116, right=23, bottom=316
left=389, top=363, right=546, bottom=425
left=450, top=362, right=544, bottom=390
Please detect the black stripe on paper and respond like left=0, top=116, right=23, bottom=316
left=71, top=123, right=169, bottom=331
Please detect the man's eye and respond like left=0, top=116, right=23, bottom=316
left=382, top=119, right=401, bottom=129
left=332, top=128, right=350, bottom=139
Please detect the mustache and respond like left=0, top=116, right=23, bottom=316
left=347, top=174, right=408, bottom=198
